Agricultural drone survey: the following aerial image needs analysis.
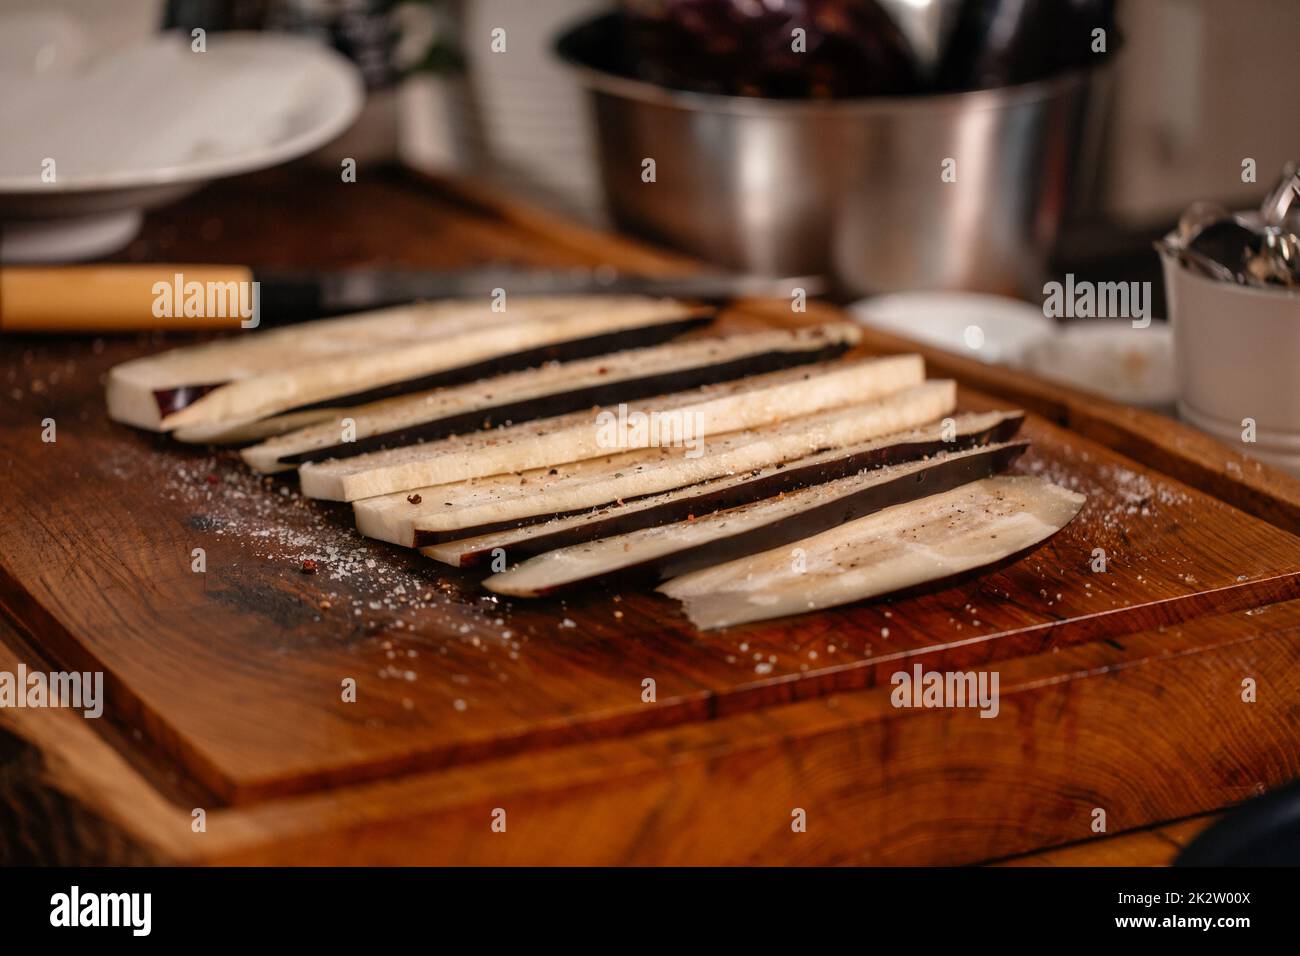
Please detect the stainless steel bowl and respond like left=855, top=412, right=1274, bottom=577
left=557, top=14, right=1101, bottom=296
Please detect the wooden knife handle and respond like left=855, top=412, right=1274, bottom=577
left=0, top=265, right=256, bottom=332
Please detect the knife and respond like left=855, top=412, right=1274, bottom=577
left=0, top=264, right=826, bottom=332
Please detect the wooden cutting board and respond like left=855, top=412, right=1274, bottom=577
left=2, top=167, right=1299, bottom=865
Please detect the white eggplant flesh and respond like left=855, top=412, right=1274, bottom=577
left=423, top=409, right=1024, bottom=567
left=153, top=300, right=707, bottom=433
left=173, top=409, right=338, bottom=445
left=106, top=296, right=706, bottom=432
left=483, top=441, right=1030, bottom=597
left=354, top=379, right=955, bottom=547
left=304, top=353, right=926, bottom=502
left=240, top=323, right=860, bottom=472
left=658, top=476, right=1085, bottom=630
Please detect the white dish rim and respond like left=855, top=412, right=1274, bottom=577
left=0, top=32, right=364, bottom=195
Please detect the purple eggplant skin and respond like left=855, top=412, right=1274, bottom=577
left=521, top=439, right=1028, bottom=596
left=280, top=339, right=852, bottom=467
left=447, top=412, right=1025, bottom=563
left=287, top=313, right=713, bottom=414
left=151, top=382, right=222, bottom=418
left=619, top=0, right=920, bottom=98
left=148, top=314, right=712, bottom=422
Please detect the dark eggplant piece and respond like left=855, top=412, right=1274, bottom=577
left=107, top=296, right=708, bottom=432
left=241, top=323, right=860, bottom=472
left=303, top=354, right=927, bottom=502
left=284, top=314, right=710, bottom=413
left=426, top=409, right=1024, bottom=567
left=352, top=378, right=952, bottom=545
left=660, top=475, right=1085, bottom=629
left=484, top=440, right=1029, bottom=597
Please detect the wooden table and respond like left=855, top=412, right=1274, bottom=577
left=2, top=166, right=1298, bottom=864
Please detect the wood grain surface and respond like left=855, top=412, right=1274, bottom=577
left=2, top=165, right=1298, bottom=863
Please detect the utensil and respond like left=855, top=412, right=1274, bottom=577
left=557, top=12, right=1102, bottom=294
left=1247, top=227, right=1300, bottom=288
left=1260, top=161, right=1299, bottom=227
left=1175, top=200, right=1231, bottom=246
left=937, top=0, right=1057, bottom=90
left=1153, top=237, right=1242, bottom=285
left=1175, top=166, right=1300, bottom=288
left=1252, top=165, right=1300, bottom=287
left=936, top=0, right=1117, bottom=91
left=1185, top=218, right=1259, bottom=282
left=0, top=264, right=823, bottom=332
left=869, top=0, right=963, bottom=80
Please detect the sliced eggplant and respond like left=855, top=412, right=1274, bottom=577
left=483, top=441, right=1029, bottom=598
left=359, top=379, right=954, bottom=547
left=303, top=354, right=926, bottom=502
left=111, top=297, right=581, bottom=431
left=352, top=378, right=954, bottom=546
left=239, top=323, right=861, bottom=472
left=659, top=476, right=1085, bottom=629
left=425, top=410, right=1024, bottom=567
left=106, top=296, right=708, bottom=432
left=173, top=408, right=339, bottom=445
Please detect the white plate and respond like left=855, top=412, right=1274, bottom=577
left=0, top=21, right=363, bottom=261
left=849, top=291, right=1055, bottom=366
left=1021, top=320, right=1176, bottom=409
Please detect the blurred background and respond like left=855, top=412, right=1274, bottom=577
left=6, top=1, right=1298, bottom=251
left=2, top=0, right=1299, bottom=459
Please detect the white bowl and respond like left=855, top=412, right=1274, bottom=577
left=849, top=291, right=1055, bottom=366
left=1021, top=320, right=1175, bottom=409
left=0, top=24, right=363, bottom=262
left=1160, top=240, right=1300, bottom=476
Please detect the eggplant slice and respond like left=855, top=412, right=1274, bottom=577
left=483, top=441, right=1030, bottom=597
left=425, top=410, right=1024, bottom=567
left=174, top=408, right=339, bottom=446
left=354, top=379, right=956, bottom=546
left=658, top=475, right=1086, bottom=630
left=239, top=323, right=861, bottom=471
left=302, top=354, right=926, bottom=502
left=107, top=296, right=708, bottom=432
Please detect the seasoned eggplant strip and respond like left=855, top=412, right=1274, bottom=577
left=240, top=323, right=861, bottom=470
left=158, top=304, right=710, bottom=433
left=483, top=441, right=1029, bottom=597
left=303, top=354, right=925, bottom=502
left=286, top=338, right=847, bottom=460
left=353, top=379, right=955, bottom=546
left=107, top=295, right=707, bottom=432
left=175, top=409, right=338, bottom=446
left=286, top=314, right=710, bottom=413
left=425, top=410, right=1024, bottom=567
left=658, top=476, right=1086, bottom=629
left=113, top=296, right=655, bottom=430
